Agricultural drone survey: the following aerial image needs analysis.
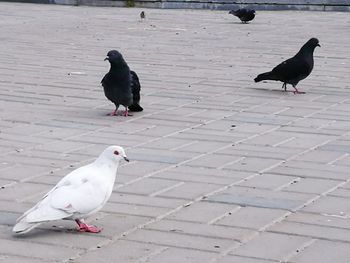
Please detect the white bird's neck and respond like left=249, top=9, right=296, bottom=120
left=94, top=157, right=120, bottom=176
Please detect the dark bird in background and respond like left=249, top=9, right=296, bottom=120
left=101, top=50, right=143, bottom=117
left=140, top=11, right=145, bottom=21
left=254, top=38, right=320, bottom=94
left=229, top=8, right=255, bottom=23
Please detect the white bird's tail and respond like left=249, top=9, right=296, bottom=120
left=13, top=199, right=70, bottom=235
left=13, top=219, right=41, bottom=235
left=13, top=204, right=43, bottom=234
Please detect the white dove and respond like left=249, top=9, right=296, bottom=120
left=13, top=145, right=129, bottom=235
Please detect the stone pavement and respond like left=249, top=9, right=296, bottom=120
left=0, top=2, right=350, bottom=262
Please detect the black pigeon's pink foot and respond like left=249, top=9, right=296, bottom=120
left=75, top=220, right=102, bottom=233
left=293, top=87, right=306, bottom=94
left=123, top=108, right=133, bottom=117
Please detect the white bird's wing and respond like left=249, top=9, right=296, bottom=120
left=17, top=164, right=106, bottom=224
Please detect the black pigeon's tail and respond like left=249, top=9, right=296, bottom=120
left=129, top=70, right=143, bottom=112
left=129, top=103, right=143, bottom=112
left=229, top=10, right=237, bottom=16
left=254, top=72, right=277, bottom=82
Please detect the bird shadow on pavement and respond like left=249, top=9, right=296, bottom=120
left=10, top=222, right=80, bottom=239
left=11, top=227, right=82, bottom=239
left=248, top=87, right=305, bottom=94
left=227, top=21, right=253, bottom=25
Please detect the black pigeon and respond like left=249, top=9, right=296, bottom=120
left=101, top=50, right=143, bottom=116
left=229, top=8, right=255, bottom=23
left=140, top=11, right=145, bottom=21
left=254, top=38, right=320, bottom=94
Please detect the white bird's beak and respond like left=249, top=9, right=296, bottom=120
left=123, top=156, right=129, bottom=162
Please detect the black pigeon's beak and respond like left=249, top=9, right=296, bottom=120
left=104, top=57, right=109, bottom=61
left=317, top=44, right=321, bottom=47
left=124, top=156, right=129, bottom=162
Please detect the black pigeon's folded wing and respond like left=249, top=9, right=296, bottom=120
left=272, top=57, right=310, bottom=81
left=129, top=71, right=143, bottom=112
left=130, top=71, right=141, bottom=103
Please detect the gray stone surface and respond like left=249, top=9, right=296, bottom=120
left=0, top=2, right=349, bottom=262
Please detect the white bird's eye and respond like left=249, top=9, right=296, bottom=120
left=114, top=150, right=119, bottom=155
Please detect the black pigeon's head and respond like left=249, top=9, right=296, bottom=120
left=305, top=38, right=321, bottom=49
left=104, top=50, right=124, bottom=64
left=296, top=38, right=320, bottom=58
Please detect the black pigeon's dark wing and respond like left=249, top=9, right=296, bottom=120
left=129, top=71, right=143, bottom=112
left=130, top=71, right=141, bottom=103
left=236, top=8, right=247, bottom=16
left=271, top=57, right=311, bottom=81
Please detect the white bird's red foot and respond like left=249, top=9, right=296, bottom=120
left=75, top=219, right=102, bottom=233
